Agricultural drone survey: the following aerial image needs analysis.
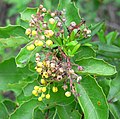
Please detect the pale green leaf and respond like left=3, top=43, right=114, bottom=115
left=75, top=57, right=116, bottom=76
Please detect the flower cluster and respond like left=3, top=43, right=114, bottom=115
left=24, top=4, right=87, bottom=101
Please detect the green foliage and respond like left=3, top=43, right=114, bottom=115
left=0, top=1, right=120, bottom=119
left=75, top=76, right=109, bottom=119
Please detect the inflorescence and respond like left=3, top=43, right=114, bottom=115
left=25, top=4, right=91, bottom=101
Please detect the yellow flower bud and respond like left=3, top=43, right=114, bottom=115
left=38, top=97, right=42, bottom=101
left=32, top=30, right=37, bottom=36
left=34, top=93, right=38, bottom=96
left=52, top=87, right=58, bottom=93
left=44, top=30, right=54, bottom=38
left=26, top=44, right=35, bottom=51
left=46, top=40, right=53, bottom=46
left=40, top=35, right=45, bottom=40
left=65, top=91, right=71, bottom=97
left=51, top=13, right=55, bottom=17
left=36, top=68, right=42, bottom=73
left=41, top=79, right=47, bottom=85
left=34, top=86, right=39, bottom=90
left=34, top=40, right=43, bottom=46
left=37, top=62, right=43, bottom=67
left=32, top=90, right=38, bottom=95
left=41, top=93, right=45, bottom=98
left=43, top=72, right=49, bottom=78
left=38, top=87, right=42, bottom=93
left=42, top=87, right=47, bottom=92
left=25, top=28, right=31, bottom=35
left=49, top=18, right=55, bottom=24
left=46, top=94, right=50, bottom=99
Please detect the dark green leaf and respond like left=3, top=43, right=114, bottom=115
left=0, top=102, right=9, bottom=119
left=108, top=71, right=120, bottom=101
left=109, top=101, right=120, bottom=119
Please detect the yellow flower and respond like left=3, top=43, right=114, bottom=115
left=34, top=40, right=43, bottom=46
left=42, top=61, right=46, bottom=66
left=32, top=30, right=37, bottom=36
left=49, top=18, right=55, bottom=24
left=41, top=93, right=45, bottom=98
left=65, top=91, right=71, bottom=97
left=38, top=97, right=42, bottom=101
left=36, top=68, right=42, bottom=73
left=52, top=87, right=58, bottom=93
left=25, top=28, right=31, bottom=35
left=26, top=44, right=35, bottom=51
left=42, top=72, right=49, bottom=78
left=34, top=86, right=39, bottom=90
left=46, top=40, right=53, bottom=46
left=42, top=87, right=47, bottom=92
left=32, top=90, right=38, bottom=95
left=41, top=79, right=47, bottom=85
left=38, top=87, right=42, bottom=93
left=44, top=30, right=54, bottom=38
left=46, top=94, right=50, bottom=99
left=37, top=62, right=43, bottom=67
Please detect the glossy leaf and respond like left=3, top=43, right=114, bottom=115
left=75, top=75, right=109, bottom=119
left=75, top=57, right=116, bottom=76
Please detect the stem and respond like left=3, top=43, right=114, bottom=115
left=45, top=109, right=50, bottom=119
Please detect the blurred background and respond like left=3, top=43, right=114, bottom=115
left=0, top=0, right=120, bottom=32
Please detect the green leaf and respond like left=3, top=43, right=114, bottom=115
left=0, top=36, right=29, bottom=63
left=75, top=75, right=109, bottom=119
left=20, top=7, right=37, bottom=21
left=58, top=0, right=81, bottom=25
left=0, top=25, right=26, bottom=38
left=73, top=46, right=96, bottom=61
left=15, top=44, right=42, bottom=68
left=71, top=44, right=80, bottom=55
left=57, top=103, right=82, bottom=119
left=23, top=80, right=39, bottom=96
left=106, top=31, right=119, bottom=45
left=33, top=108, right=45, bottom=119
left=3, top=99, right=16, bottom=114
left=90, top=22, right=104, bottom=36
left=96, top=42, right=120, bottom=58
left=108, top=71, right=120, bottom=101
left=10, top=99, right=39, bottom=119
left=0, top=102, right=9, bottom=118
left=0, top=58, right=32, bottom=91
left=74, top=57, right=116, bottom=76
left=98, top=78, right=111, bottom=97
left=109, top=101, right=120, bottom=119
left=38, top=85, right=74, bottom=111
